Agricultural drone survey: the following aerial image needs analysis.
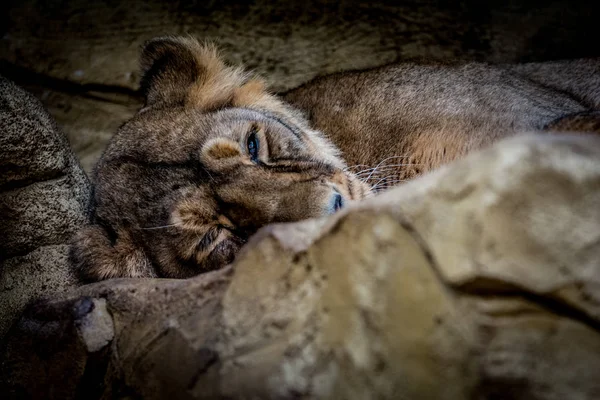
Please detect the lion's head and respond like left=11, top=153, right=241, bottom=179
left=71, top=36, right=370, bottom=280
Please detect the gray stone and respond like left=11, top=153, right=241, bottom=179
left=0, top=76, right=89, bottom=341
left=1, top=174, right=88, bottom=258
left=0, top=77, right=69, bottom=187
left=0, top=245, right=77, bottom=338
left=74, top=298, right=114, bottom=352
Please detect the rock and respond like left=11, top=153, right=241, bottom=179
left=73, top=297, right=114, bottom=353
left=0, top=76, right=90, bottom=340
left=365, top=134, right=600, bottom=319
left=3, top=1, right=599, bottom=91
left=29, top=89, right=139, bottom=173
left=1, top=134, right=599, bottom=399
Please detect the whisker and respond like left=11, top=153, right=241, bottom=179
left=354, top=164, right=418, bottom=176
left=348, top=168, right=380, bottom=175
left=345, top=155, right=411, bottom=173
left=344, top=164, right=372, bottom=171
left=370, top=178, right=410, bottom=189
left=375, top=155, right=411, bottom=162
left=354, top=166, right=399, bottom=175
left=368, top=171, right=413, bottom=183
left=202, top=166, right=216, bottom=183
left=371, top=183, right=408, bottom=192
left=369, top=175, right=396, bottom=187
left=141, top=223, right=182, bottom=230
left=364, top=155, right=415, bottom=182
left=358, top=172, right=409, bottom=185
left=372, top=178, right=409, bottom=185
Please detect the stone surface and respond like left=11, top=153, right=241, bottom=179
left=73, top=297, right=114, bottom=353
left=0, top=77, right=70, bottom=188
left=0, top=76, right=89, bottom=340
left=1, top=134, right=599, bottom=399
left=2, top=0, right=600, bottom=173
left=0, top=245, right=77, bottom=339
left=29, top=89, right=140, bottom=173
left=1, top=175, right=89, bottom=258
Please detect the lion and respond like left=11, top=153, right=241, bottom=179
left=71, top=36, right=599, bottom=281
left=70, top=37, right=371, bottom=281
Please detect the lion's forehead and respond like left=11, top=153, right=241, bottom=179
left=209, top=108, right=303, bottom=137
left=108, top=106, right=342, bottom=170
left=197, top=108, right=317, bottom=155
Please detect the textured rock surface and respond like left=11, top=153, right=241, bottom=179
left=2, top=134, right=599, bottom=399
left=2, top=0, right=600, bottom=172
left=0, top=76, right=89, bottom=340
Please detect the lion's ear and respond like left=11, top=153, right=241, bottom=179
left=140, top=37, right=200, bottom=106
left=139, top=36, right=248, bottom=109
left=200, top=137, right=246, bottom=171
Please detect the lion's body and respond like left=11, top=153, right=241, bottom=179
left=284, top=59, right=600, bottom=188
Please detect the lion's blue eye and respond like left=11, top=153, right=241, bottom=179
left=247, top=130, right=259, bottom=162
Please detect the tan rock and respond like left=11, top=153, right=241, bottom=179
left=364, top=134, right=600, bottom=320
left=2, top=134, right=600, bottom=399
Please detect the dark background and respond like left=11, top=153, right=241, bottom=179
left=1, top=0, right=599, bottom=172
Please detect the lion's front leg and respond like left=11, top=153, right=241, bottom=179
left=70, top=225, right=156, bottom=282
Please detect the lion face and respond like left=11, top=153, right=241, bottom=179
left=71, top=36, right=370, bottom=280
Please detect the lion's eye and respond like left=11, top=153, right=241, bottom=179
left=247, top=130, right=259, bottom=162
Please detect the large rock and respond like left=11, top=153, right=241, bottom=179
left=1, top=134, right=599, bottom=399
left=3, top=1, right=599, bottom=91
left=0, top=76, right=90, bottom=340
left=0, top=136, right=600, bottom=400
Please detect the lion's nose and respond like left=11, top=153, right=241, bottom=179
left=327, top=191, right=344, bottom=214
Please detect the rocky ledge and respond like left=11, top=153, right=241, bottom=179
left=1, top=133, right=599, bottom=399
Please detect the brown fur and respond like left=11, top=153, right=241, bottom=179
left=70, top=36, right=369, bottom=281
left=284, top=59, right=600, bottom=190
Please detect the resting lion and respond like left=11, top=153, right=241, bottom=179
left=71, top=36, right=600, bottom=281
